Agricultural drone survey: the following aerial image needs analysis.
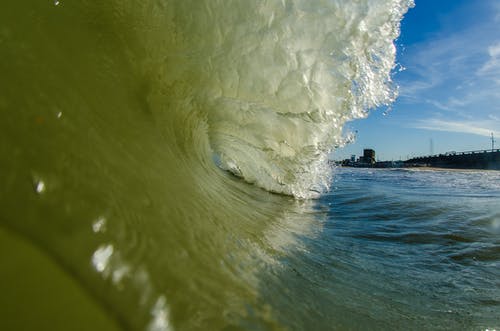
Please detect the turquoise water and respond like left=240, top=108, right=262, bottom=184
left=309, top=168, right=500, bottom=330
left=5, top=1, right=498, bottom=330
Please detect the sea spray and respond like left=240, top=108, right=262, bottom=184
left=202, top=0, right=413, bottom=197
left=115, top=0, right=414, bottom=197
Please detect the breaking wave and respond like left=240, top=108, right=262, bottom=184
left=0, top=0, right=413, bottom=329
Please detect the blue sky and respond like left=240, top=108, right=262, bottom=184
left=333, top=0, right=500, bottom=161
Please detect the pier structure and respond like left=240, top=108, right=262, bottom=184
left=404, top=149, right=500, bottom=170
left=338, top=148, right=500, bottom=170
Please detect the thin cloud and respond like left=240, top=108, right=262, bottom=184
left=477, top=42, right=500, bottom=79
left=489, top=114, right=500, bottom=121
left=397, top=1, right=500, bottom=114
left=495, top=1, right=500, bottom=22
left=414, top=118, right=500, bottom=137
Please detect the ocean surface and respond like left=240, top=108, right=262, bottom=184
left=1, top=0, right=499, bottom=330
left=322, top=168, right=500, bottom=330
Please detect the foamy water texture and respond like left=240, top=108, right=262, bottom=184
left=119, top=0, right=412, bottom=197
left=0, top=1, right=416, bottom=330
left=192, top=0, right=410, bottom=196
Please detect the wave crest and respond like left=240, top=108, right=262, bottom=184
left=100, top=0, right=413, bottom=197
left=184, top=0, right=414, bottom=196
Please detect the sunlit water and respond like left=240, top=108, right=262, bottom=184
left=2, top=1, right=498, bottom=330
left=311, top=168, right=500, bottom=330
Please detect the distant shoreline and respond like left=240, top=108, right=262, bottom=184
left=335, top=148, right=500, bottom=170
left=337, top=165, right=500, bottom=172
left=403, top=166, right=499, bottom=172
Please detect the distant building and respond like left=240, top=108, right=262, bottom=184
left=340, top=148, right=405, bottom=168
left=364, top=149, right=376, bottom=164
left=358, top=149, right=375, bottom=165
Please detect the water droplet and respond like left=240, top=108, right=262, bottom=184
left=382, top=106, right=392, bottom=116
left=33, top=179, right=45, bottom=194
left=57, top=111, right=62, bottom=118
left=148, top=296, right=173, bottom=331
left=112, top=264, right=130, bottom=285
left=92, top=216, right=106, bottom=233
left=92, top=244, right=114, bottom=273
left=54, top=0, right=60, bottom=6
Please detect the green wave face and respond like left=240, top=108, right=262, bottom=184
left=0, top=1, right=412, bottom=330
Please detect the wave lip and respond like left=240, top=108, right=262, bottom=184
left=186, top=0, right=415, bottom=197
